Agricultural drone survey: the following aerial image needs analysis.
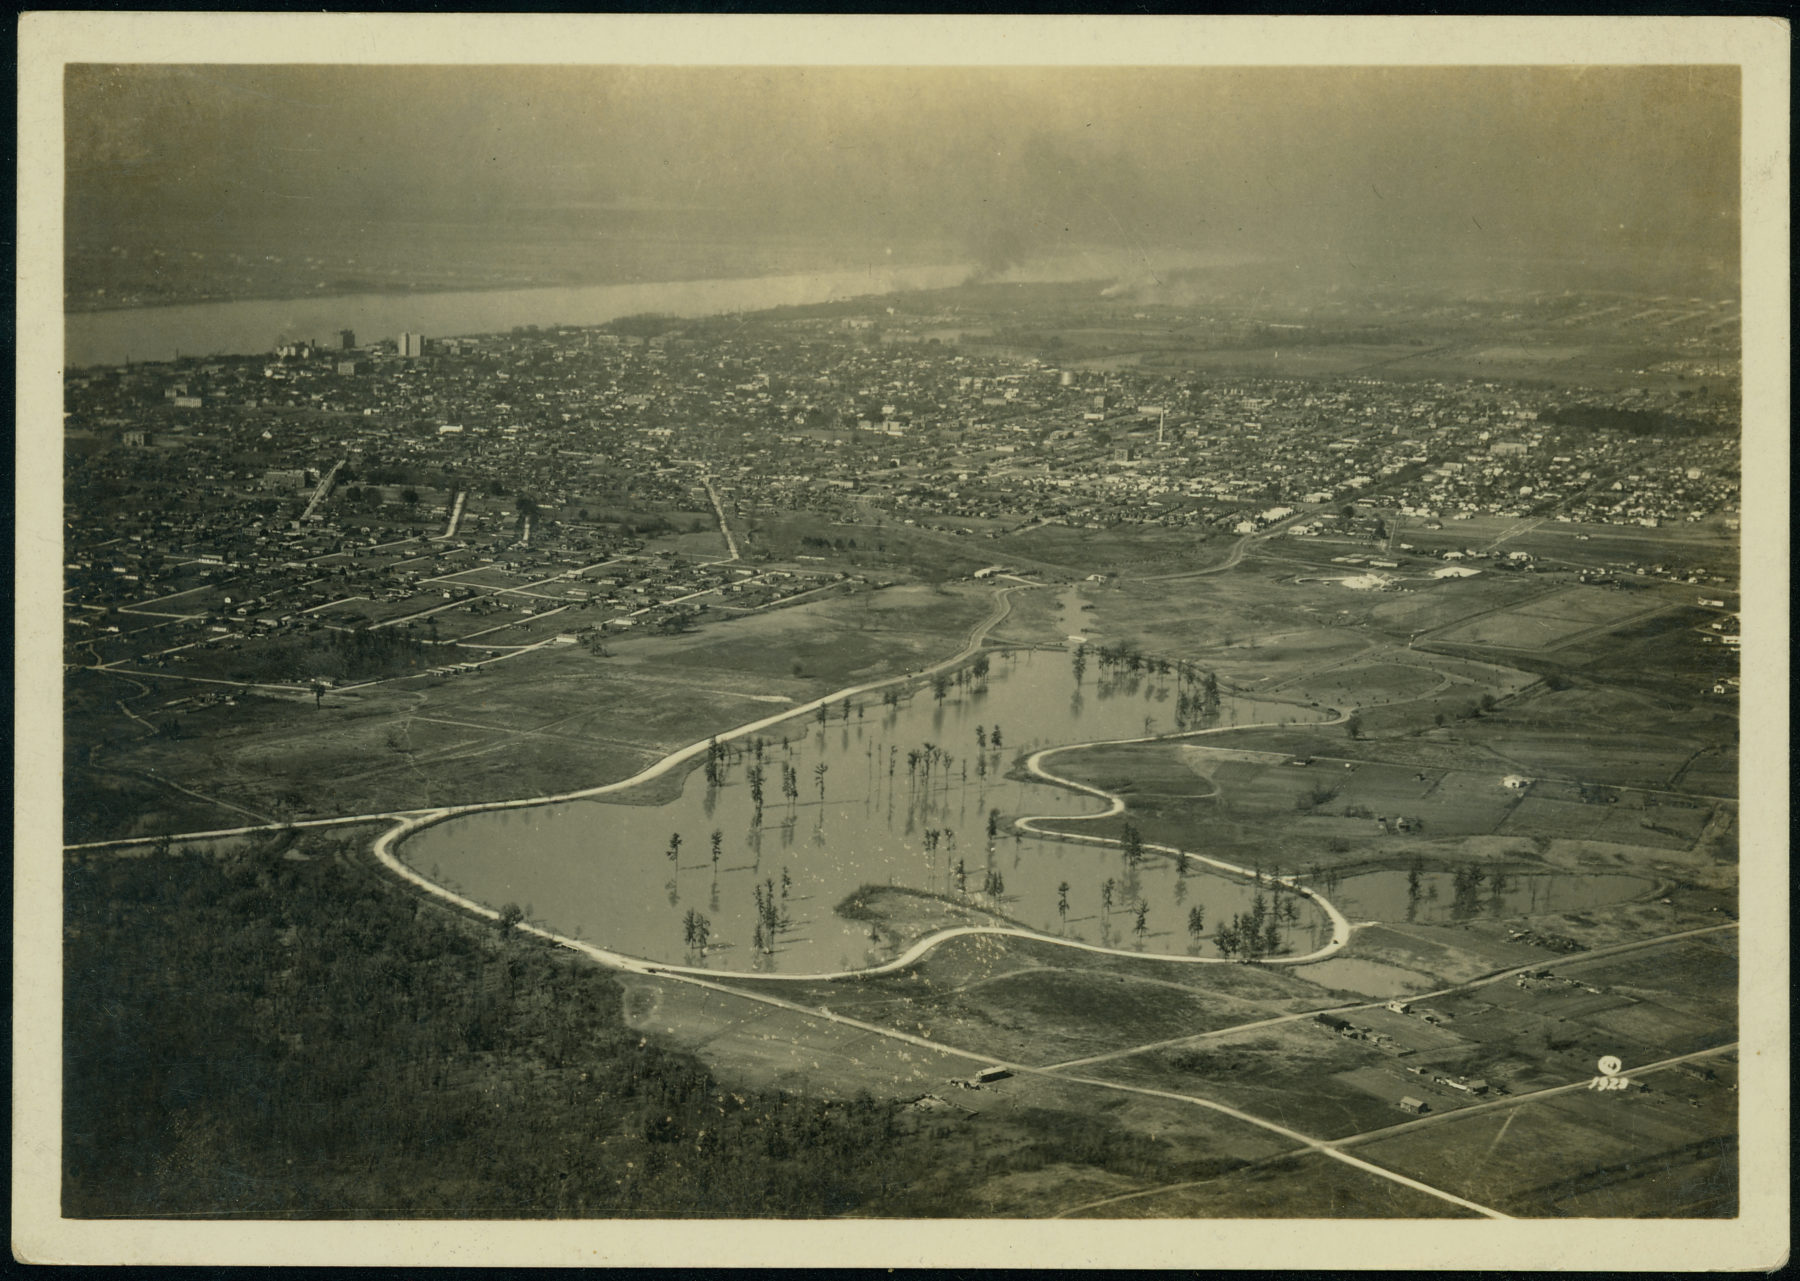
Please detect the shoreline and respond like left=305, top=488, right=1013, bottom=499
left=62, top=253, right=962, bottom=320
left=369, top=600, right=1359, bottom=980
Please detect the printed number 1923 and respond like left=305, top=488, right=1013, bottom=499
left=1588, top=1054, right=1633, bottom=1091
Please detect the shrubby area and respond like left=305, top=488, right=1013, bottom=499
left=216, top=629, right=435, bottom=685
left=64, top=839, right=949, bottom=1218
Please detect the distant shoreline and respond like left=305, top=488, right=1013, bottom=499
left=60, top=244, right=1271, bottom=321
left=63, top=260, right=930, bottom=318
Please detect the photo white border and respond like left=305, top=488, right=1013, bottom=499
left=16, top=13, right=1789, bottom=1269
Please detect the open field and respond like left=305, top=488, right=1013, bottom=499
left=987, top=523, right=1231, bottom=578
left=1382, top=513, right=1739, bottom=578
left=1349, top=1076, right=1737, bottom=1217
left=65, top=582, right=1001, bottom=841
left=1054, top=1149, right=1484, bottom=1218
left=742, top=509, right=1016, bottom=582
left=1429, top=585, right=1680, bottom=651
left=792, top=961, right=1335, bottom=1070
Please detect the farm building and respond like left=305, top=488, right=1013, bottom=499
left=974, top=1066, right=1013, bottom=1084
left=1398, top=1097, right=1430, bottom=1115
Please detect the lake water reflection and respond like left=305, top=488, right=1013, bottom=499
left=403, top=647, right=1336, bottom=974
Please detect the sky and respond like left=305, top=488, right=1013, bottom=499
left=66, top=64, right=1740, bottom=287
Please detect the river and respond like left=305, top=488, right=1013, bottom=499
left=64, top=262, right=974, bottom=369
left=64, top=246, right=1268, bottom=369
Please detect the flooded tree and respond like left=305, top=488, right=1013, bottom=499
left=1215, top=918, right=1241, bottom=958
left=1121, top=822, right=1144, bottom=868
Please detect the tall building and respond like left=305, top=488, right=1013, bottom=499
left=398, top=332, right=425, bottom=358
left=338, top=329, right=356, bottom=350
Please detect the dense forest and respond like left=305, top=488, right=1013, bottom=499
left=64, top=838, right=955, bottom=1218
left=217, top=628, right=435, bottom=685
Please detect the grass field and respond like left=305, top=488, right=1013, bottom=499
left=1056, top=1148, right=1484, bottom=1218
left=1431, top=586, right=1676, bottom=651
left=1384, top=513, right=1739, bottom=578
left=1350, top=1079, right=1737, bottom=1217
left=65, top=582, right=1001, bottom=841
left=986, top=524, right=1231, bottom=578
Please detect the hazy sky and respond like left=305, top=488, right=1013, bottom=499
left=67, top=64, right=1740, bottom=280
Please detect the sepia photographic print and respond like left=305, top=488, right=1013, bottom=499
left=15, top=13, right=1788, bottom=1269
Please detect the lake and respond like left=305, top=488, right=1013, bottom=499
left=402, top=632, right=1338, bottom=975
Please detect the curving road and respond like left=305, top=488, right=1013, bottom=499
left=369, top=584, right=1358, bottom=983
left=1129, top=508, right=1314, bottom=582
left=1014, top=716, right=1356, bottom=966
left=77, top=581, right=1361, bottom=983
left=65, top=585, right=1022, bottom=855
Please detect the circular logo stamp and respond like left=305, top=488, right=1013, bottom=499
left=1597, top=1055, right=1624, bottom=1077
